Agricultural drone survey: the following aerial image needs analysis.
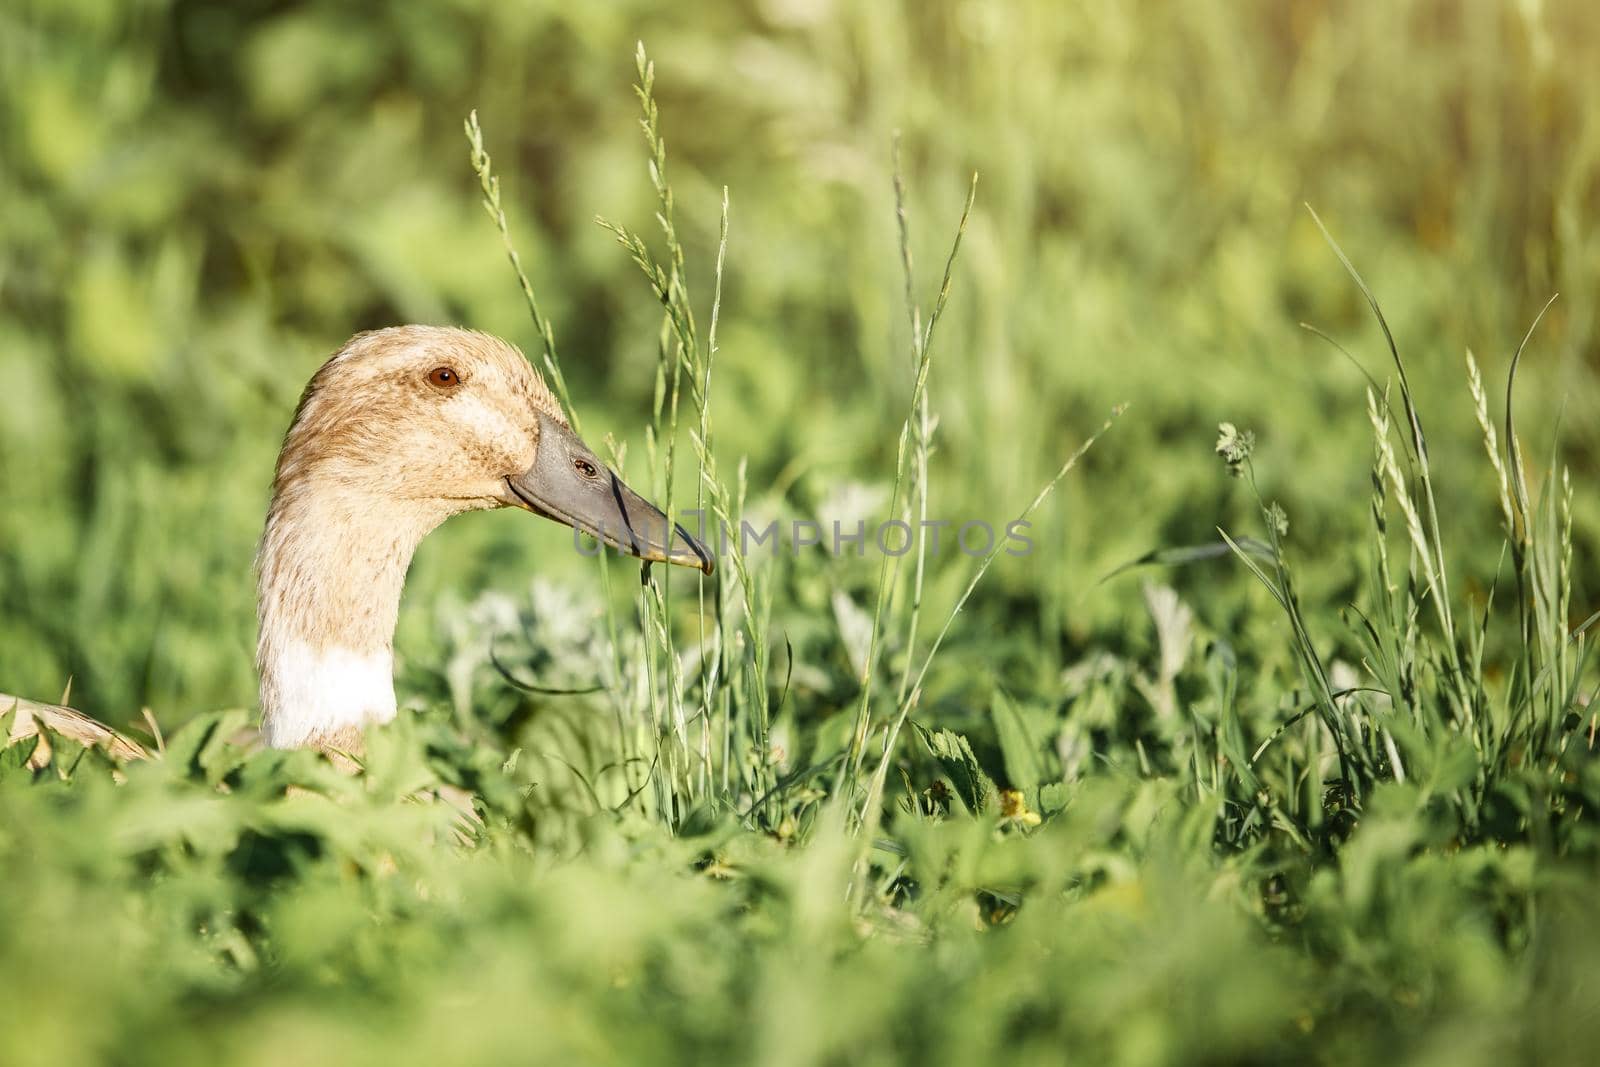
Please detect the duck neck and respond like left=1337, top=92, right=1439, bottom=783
left=256, top=485, right=440, bottom=750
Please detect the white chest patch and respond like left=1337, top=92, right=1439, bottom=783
left=259, top=641, right=397, bottom=749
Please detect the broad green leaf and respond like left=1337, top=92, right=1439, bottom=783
left=993, top=689, right=1050, bottom=794
left=915, top=723, right=997, bottom=816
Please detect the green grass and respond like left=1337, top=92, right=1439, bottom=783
left=6, top=3, right=1600, bottom=1065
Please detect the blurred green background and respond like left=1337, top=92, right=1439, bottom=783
left=3, top=0, right=1597, bottom=723
left=8, top=4, right=1600, bottom=1066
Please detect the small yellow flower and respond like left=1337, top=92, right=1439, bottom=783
left=998, top=788, right=1042, bottom=827
left=701, top=854, right=738, bottom=880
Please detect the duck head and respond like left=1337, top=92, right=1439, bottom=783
left=257, top=325, right=711, bottom=751
left=273, top=325, right=711, bottom=568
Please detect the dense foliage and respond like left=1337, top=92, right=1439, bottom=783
left=4, top=2, right=1600, bottom=1064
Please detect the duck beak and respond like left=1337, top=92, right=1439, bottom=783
left=505, top=413, right=714, bottom=575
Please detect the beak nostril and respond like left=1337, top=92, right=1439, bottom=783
left=510, top=411, right=708, bottom=573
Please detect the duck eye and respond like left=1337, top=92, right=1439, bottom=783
left=574, top=459, right=598, bottom=478
left=426, top=366, right=461, bottom=389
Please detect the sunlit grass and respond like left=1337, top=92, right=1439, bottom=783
left=5, top=7, right=1600, bottom=1066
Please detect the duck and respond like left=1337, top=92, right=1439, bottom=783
left=3, top=325, right=711, bottom=762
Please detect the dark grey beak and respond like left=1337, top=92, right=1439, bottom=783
left=506, top=413, right=713, bottom=575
